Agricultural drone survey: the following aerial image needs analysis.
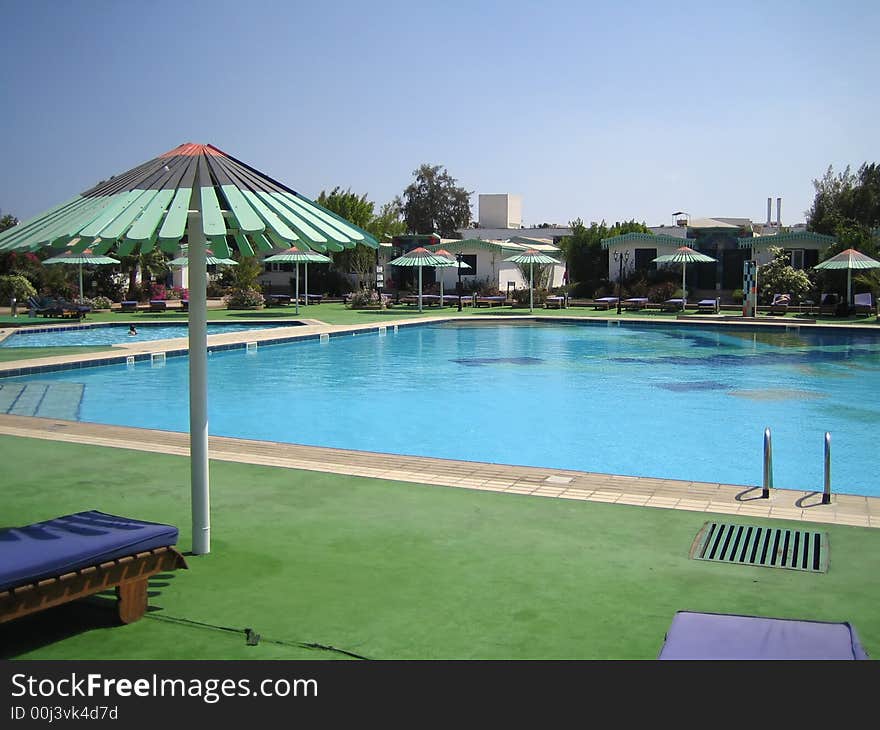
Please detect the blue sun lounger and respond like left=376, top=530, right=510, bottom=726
left=0, top=510, right=187, bottom=625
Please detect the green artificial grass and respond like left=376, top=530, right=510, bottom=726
left=0, top=346, right=114, bottom=362
left=1, top=435, right=878, bottom=660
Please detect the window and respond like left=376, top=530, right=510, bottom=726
left=460, top=254, right=477, bottom=275
left=788, top=249, right=805, bottom=270
left=634, top=248, right=657, bottom=271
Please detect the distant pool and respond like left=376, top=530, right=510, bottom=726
left=0, top=322, right=299, bottom=348
left=2, top=320, right=879, bottom=497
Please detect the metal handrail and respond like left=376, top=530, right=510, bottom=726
left=823, top=432, right=832, bottom=504
left=762, top=427, right=773, bottom=498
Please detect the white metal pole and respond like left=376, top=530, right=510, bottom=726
left=529, top=262, right=534, bottom=312
left=304, top=262, right=309, bottom=306
left=187, top=202, right=210, bottom=555
left=418, top=266, right=423, bottom=312
left=682, top=264, right=687, bottom=309
left=78, top=263, right=84, bottom=301
left=295, top=263, right=300, bottom=315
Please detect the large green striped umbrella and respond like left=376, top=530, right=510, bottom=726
left=388, top=247, right=452, bottom=312
left=813, top=248, right=880, bottom=307
left=0, top=142, right=376, bottom=555
left=42, top=248, right=120, bottom=301
left=263, top=246, right=332, bottom=314
left=504, top=249, right=560, bottom=312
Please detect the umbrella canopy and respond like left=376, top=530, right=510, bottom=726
left=168, top=247, right=238, bottom=267
left=42, top=248, right=120, bottom=301
left=0, top=142, right=377, bottom=556
left=813, top=248, right=880, bottom=307
left=388, top=247, right=452, bottom=312
left=263, top=246, right=332, bottom=314
left=652, top=246, right=717, bottom=308
left=432, top=248, right=471, bottom=303
left=504, top=249, right=560, bottom=312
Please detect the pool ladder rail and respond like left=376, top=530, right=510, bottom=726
left=763, top=427, right=832, bottom=504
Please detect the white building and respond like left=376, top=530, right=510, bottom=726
left=478, top=194, right=523, bottom=229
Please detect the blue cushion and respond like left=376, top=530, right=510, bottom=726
left=0, top=511, right=179, bottom=592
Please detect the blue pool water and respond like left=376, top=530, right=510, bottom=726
left=1, top=321, right=879, bottom=497
left=0, top=322, right=297, bottom=347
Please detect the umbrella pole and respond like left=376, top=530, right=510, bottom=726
left=847, top=270, right=852, bottom=310
left=78, top=263, right=84, bottom=301
left=295, top=263, right=300, bottom=315
left=682, top=265, right=687, bottom=310
left=530, top=262, right=534, bottom=312
left=439, top=270, right=444, bottom=305
left=304, top=263, right=309, bottom=306
left=418, top=266, right=423, bottom=312
left=187, top=209, right=210, bottom=555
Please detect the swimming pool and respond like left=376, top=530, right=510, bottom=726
left=0, top=322, right=299, bottom=347
left=1, top=320, right=879, bottom=496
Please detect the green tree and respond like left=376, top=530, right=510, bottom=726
left=808, top=162, right=880, bottom=258
left=119, top=249, right=169, bottom=300
left=399, top=163, right=471, bottom=237
left=317, top=187, right=377, bottom=289
left=316, top=187, right=374, bottom=229
left=559, top=218, right=649, bottom=297
left=318, top=191, right=406, bottom=290
left=0, top=212, right=18, bottom=233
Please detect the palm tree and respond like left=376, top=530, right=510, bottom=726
left=119, top=249, right=169, bottom=300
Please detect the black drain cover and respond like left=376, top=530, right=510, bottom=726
left=690, top=521, right=828, bottom=573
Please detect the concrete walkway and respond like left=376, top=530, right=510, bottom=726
left=0, top=413, right=877, bottom=529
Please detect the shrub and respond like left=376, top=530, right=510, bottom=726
left=758, top=246, right=812, bottom=304
left=647, top=281, right=678, bottom=302
left=347, top=289, right=386, bottom=308
left=87, top=295, right=113, bottom=310
left=512, top=287, right=548, bottom=306
left=223, top=288, right=265, bottom=309
left=0, top=274, right=37, bottom=303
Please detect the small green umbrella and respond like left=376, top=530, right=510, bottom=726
left=503, top=249, right=560, bottom=312
left=388, top=247, right=452, bottom=312
left=263, top=246, right=332, bottom=314
left=42, top=247, right=120, bottom=301
left=433, top=248, right=471, bottom=305
left=813, top=248, right=880, bottom=308
left=652, top=246, right=717, bottom=310
left=168, top=247, right=238, bottom=267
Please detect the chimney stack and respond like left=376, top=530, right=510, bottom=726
left=776, top=197, right=782, bottom=229
left=767, top=197, right=772, bottom=225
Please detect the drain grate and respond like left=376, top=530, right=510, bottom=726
left=690, top=522, right=828, bottom=573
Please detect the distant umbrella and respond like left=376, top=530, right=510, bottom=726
left=43, top=248, right=120, bottom=300
left=388, top=247, right=452, bottom=312
left=168, top=247, right=238, bottom=267
left=503, top=249, right=560, bottom=312
left=813, top=248, right=880, bottom=307
left=433, top=248, right=471, bottom=305
left=263, top=246, right=332, bottom=314
left=652, top=246, right=717, bottom=308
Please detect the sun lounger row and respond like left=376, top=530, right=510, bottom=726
left=27, top=296, right=91, bottom=319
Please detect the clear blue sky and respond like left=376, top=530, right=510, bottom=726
left=1, top=0, right=877, bottom=229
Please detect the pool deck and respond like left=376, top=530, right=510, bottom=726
left=1, top=313, right=879, bottom=529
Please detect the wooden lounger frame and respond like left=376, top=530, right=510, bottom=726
left=0, top=546, right=187, bottom=625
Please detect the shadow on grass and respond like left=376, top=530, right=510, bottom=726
left=0, top=574, right=180, bottom=659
